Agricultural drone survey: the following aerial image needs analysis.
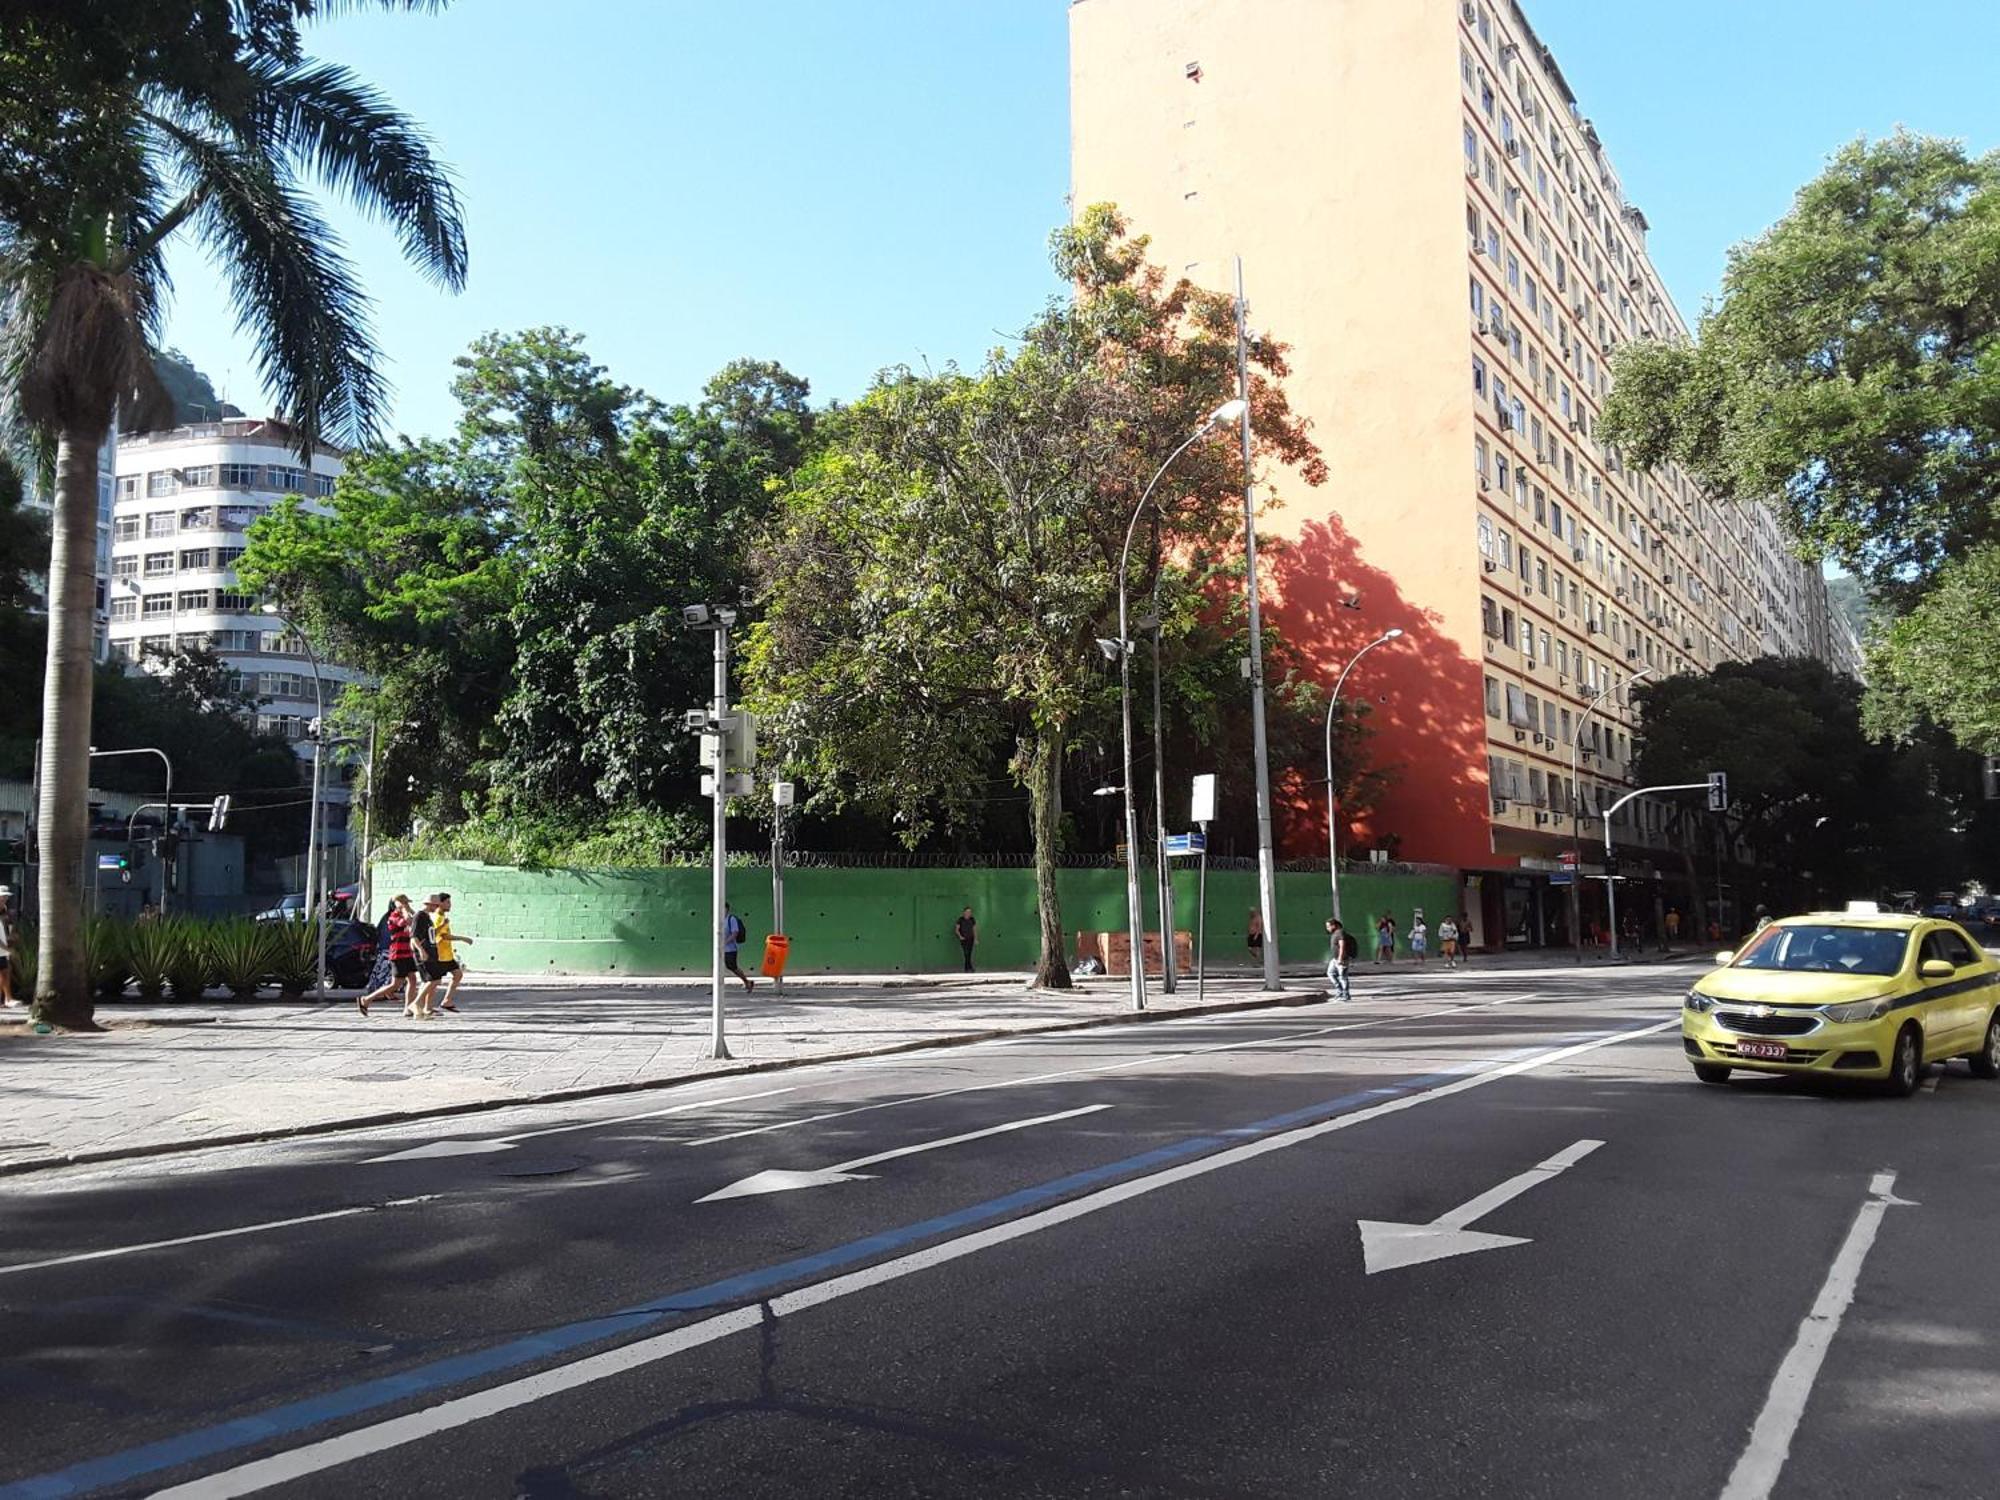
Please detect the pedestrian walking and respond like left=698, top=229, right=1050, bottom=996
left=1324, top=916, right=1357, bottom=1002
left=1437, top=913, right=1461, bottom=969
left=1408, top=911, right=1429, bottom=965
left=1247, top=908, right=1264, bottom=964
left=724, top=902, right=755, bottom=992
left=954, top=906, right=977, bottom=972
left=1456, top=911, right=1474, bottom=967
left=416, top=892, right=473, bottom=1013
left=406, top=895, right=441, bottom=1017
left=1375, top=912, right=1397, bottom=963
left=357, top=894, right=419, bottom=1018
left=0, top=886, right=16, bottom=1008
left=1665, top=905, right=1682, bottom=944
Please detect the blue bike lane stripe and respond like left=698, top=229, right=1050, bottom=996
left=3, top=1034, right=1592, bottom=1499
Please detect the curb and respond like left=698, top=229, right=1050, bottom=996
left=0, top=985, right=1329, bottom=1180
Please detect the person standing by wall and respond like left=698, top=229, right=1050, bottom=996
left=1247, top=909, right=1264, bottom=965
left=1324, top=916, right=1356, bottom=1002
left=724, top=903, right=755, bottom=993
left=0, top=887, right=15, bottom=1008
left=954, top=906, right=977, bottom=972
left=1375, top=912, right=1397, bottom=963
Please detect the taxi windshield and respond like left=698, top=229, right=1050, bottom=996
left=1730, top=924, right=1909, bottom=977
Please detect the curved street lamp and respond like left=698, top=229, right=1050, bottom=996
left=1108, top=396, right=1246, bottom=1012
left=1323, top=629, right=1403, bottom=923
left=260, top=603, right=330, bottom=994
left=1569, top=664, right=1654, bottom=961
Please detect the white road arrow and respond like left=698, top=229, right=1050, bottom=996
left=697, top=1103, right=1112, bottom=1202
left=1357, top=1138, right=1603, bottom=1274
left=364, top=1085, right=802, bottom=1163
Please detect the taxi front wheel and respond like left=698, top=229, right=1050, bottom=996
left=1692, top=1063, right=1731, bottom=1085
left=1887, top=1026, right=1924, bottom=1097
left=1968, top=1012, right=2000, bottom=1081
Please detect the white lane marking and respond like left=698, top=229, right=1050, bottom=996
left=365, top=1085, right=803, bottom=1163
left=696, top=1104, right=1113, bottom=1201
left=1357, top=1138, right=1603, bottom=1274
left=158, top=1018, right=1674, bottom=1497
left=682, top=996, right=1540, bottom=1149
left=1719, top=1169, right=1915, bottom=1500
left=0, top=1196, right=439, bottom=1278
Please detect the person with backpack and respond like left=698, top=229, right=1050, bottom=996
left=724, top=903, right=755, bottom=992
left=1324, top=917, right=1358, bottom=1002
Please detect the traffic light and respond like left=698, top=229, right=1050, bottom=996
left=1706, top=770, right=1729, bottom=812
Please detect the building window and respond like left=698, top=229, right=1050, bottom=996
left=217, top=546, right=246, bottom=569
left=177, top=589, right=211, bottom=611
left=112, top=555, right=138, bottom=579
left=1484, top=675, right=1500, bottom=716
left=1477, top=515, right=1494, bottom=556
left=312, top=474, right=335, bottom=497
left=1472, top=355, right=1487, bottom=396
left=139, top=634, right=171, bottom=655
left=179, top=505, right=215, bottom=530
left=141, top=593, right=174, bottom=617
left=212, top=628, right=260, bottom=651
left=180, top=465, right=215, bottom=488
left=266, top=464, right=306, bottom=491
left=145, top=470, right=179, bottom=498
left=143, top=552, right=174, bottom=576
left=219, top=504, right=261, bottom=532
left=109, top=597, right=137, bottom=621
left=114, top=516, right=141, bottom=541
left=214, top=589, right=255, bottom=613
left=144, top=511, right=175, bottom=538
left=116, top=475, right=139, bottom=500
left=1506, top=683, right=1531, bottom=728
left=180, top=548, right=213, bottom=570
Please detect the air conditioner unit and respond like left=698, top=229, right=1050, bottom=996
left=1493, top=798, right=1510, bottom=814
left=1462, top=0, right=1478, bottom=22
left=1466, top=156, right=1479, bottom=177
left=1483, top=559, right=1497, bottom=573
left=1534, top=812, right=1549, bottom=826
left=1505, top=139, right=1525, bottom=161
left=1568, top=417, right=1584, bottom=434
left=1515, top=729, right=1527, bottom=743
left=1681, top=636, right=1695, bottom=650
left=1597, top=275, right=1611, bottom=294
left=1478, top=475, right=1492, bottom=491
left=1600, top=340, right=1617, bottom=357
left=1571, top=546, right=1586, bottom=562
left=1557, top=609, right=1567, bottom=621
left=1628, top=273, right=1643, bottom=291
left=1626, top=648, right=1640, bottom=661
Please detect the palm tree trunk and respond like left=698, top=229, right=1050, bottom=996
left=1021, top=730, right=1072, bottom=990
left=32, top=428, right=104, bottom=1029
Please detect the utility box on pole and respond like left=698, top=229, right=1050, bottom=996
left=1706, top=771, right=1729, bottom=812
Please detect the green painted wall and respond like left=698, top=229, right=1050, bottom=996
left=373, top=860, right=1460, bottom=977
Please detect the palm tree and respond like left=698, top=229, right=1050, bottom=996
left=0, top=3, right=467, bottom=1026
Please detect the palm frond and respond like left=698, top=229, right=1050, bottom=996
left=243, top=57, right=467, bottom=290
left=154, top=116, right=386, bottom=449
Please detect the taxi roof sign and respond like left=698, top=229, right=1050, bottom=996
left=1844, top=900, right=1881, bottom=915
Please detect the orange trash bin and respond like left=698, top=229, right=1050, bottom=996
left=761, top=933, right=791, bottom=978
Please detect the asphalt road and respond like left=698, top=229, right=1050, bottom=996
left=5, top=963, right=1999, bottom=1498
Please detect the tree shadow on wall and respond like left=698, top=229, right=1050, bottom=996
left=1264, top=512, right=1489, bottom=868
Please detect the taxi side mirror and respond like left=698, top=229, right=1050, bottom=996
left=1919, top=958, right=1955, bottom=980
left=1714, top=950, right=1735, bottom=966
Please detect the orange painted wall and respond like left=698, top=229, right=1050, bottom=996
left=1071, top=0, right=1495, bottom=870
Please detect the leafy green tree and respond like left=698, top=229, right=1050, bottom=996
left=1633, top=657, right=1966, bottom=915
left=0, top=453, right=48, bottom=775
left=749, top=207, right=1322, bottom=987
left=0, top=0, right=465, bottom=1025
left=1599, top=132, right=2000, bottom=751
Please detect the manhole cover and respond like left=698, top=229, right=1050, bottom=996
left=495, top=1154, right=585, bottom=1179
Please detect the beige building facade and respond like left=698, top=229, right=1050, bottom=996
left=1072, top=0, right=1847, bottom=943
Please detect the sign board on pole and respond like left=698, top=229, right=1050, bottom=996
left=1165, top=831, right=1207, bottom=858
left=1550, top=872, right=1574, bottom=887
left=96, top=853, right=127, bottom=871
left=1190, top=773, right=1217, bottom=825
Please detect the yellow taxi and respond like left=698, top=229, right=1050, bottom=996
left=1683, top=907, right=2000, bottom=1095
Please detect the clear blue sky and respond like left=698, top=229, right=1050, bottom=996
left=160, top=0, right=2000, bottom=441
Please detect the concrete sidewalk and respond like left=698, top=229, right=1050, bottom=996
left=0, top=951, right=1697, bottom=1178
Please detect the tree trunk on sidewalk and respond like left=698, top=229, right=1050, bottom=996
left=33, top=428, right=106, bottom=1029
left=1021, top=729, right=1072, bottom=990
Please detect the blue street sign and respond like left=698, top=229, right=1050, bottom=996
left=1549, top=872, right=1574, bottom=886
left=1165, top=831, right=1207, bottom=858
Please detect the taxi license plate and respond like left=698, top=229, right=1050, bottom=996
left=1738, top=1041, right=1789, bottom=1061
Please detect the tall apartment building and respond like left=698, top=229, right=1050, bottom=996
left=1071, top=0, right=1843, bottom=945
left=107, top=419, right=358, bottom=840
left=21, top=433, right=118, bottom=660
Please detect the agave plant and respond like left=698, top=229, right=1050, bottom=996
left=85, top=917, right=131, bottom=998
left=208, top=920, right=276, bottom=999
left=8, top=920, right=35, bottom=998
left=126, top=918, right=175, bottom=999
left=164, top=918, right=213, bottom=1002
left=266, top=919, right=321, bottom=998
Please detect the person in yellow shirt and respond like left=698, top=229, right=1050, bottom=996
left=417, top=892, right=474, bottom=1014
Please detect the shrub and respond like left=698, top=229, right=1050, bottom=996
left=266, top=919, right=320, bottom=996
left=86, top=916, right=130, bottom=997
left=208, top=919, right=275, bottom=998
left=163, top=917, right=213, bottom=1001
left=8, top=920, right=34, bottom=996
left=127, top=918, right=175, bottom=998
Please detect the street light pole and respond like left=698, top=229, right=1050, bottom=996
left=1234, top=258, right=1282, bottom=992
left=1323, top=630, right=1404, bottom=924
left=87, top=746, right=171, bottom=913
left=708, top=612, right=734, bottom=1060
left=1147, top=553, right=1176, bottom=993
left=1112, top=398, right=1245, bottom=1014
left=1569, top=666, right=1652, bottom=962
left=262, top=604, right=328, bottom=995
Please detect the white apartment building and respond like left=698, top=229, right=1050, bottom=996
left=20, top=432, right=118, bottom=660
left=107, top=418, right=360, bottom=749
